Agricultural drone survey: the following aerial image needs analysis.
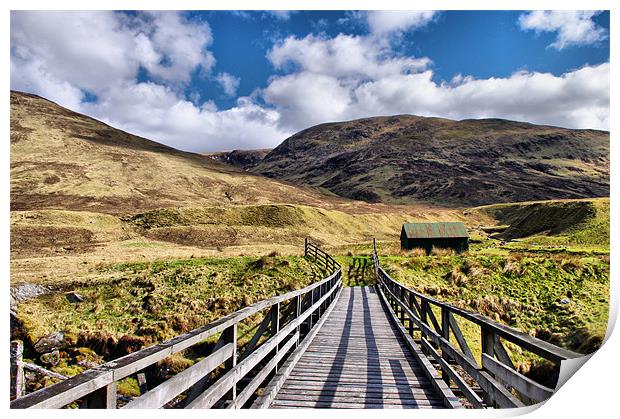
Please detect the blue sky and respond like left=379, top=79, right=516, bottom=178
left=200, top=10, right=610, bottom=109
left=10, top=10, right=610, bottom=151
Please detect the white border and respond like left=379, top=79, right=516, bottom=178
left=2, top=1, right=617, bottom=418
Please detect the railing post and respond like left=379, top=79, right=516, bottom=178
left=441, top=307, right=452, bottom=384
left=421, top=299, right=428, bottom=326
left=10, top=340, right=25, bottom=400
left=481, top=325, right=496, bottom=406
left=294, top=295, right=301, bottom=346
left=270, top=303, right=280, bottom=374
left=399, top=286, right=406, bottom=324
left=304, top=238, right=308, bottom=257
left=83, top=382, right=117, bottom=409
left=223, top=324, right=238, bottom=401
left=408, top=293, right=415, bottom=336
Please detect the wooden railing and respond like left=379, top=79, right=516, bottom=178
left=372, top=239, right=581, bottom=408
left=11, top=242, right=342, bottom=409
left=304, top=238, right=340, bottom=274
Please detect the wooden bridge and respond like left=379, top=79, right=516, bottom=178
left=11, top=240, right=581, bottom=409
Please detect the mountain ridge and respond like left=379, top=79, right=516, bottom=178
left=253, top=114, right=609, bottom=206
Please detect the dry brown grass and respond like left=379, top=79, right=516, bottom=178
left=431, top=247, right=455, bottom=256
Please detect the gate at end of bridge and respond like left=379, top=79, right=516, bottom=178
left=11, top=239, right=581, bottom=409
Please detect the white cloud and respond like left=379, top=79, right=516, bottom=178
left=268, top=34, right=430, bottom=80
left=263, top=72, right=352, bottom=128
left=10, top=10, right=288, bottom=152
left=268, top=11, right=296, bottom=21
left=366, top=11, right=438, bottom=35
left=261, top=31, right=609, bottom=132
left=81, top=82, right=288, bottom=152
left=519, top=11, right=607, bottom=49
left=133, top=11, right=215, bottom=84
left=215, top=72, right=241, bottom=96
left=10, top=11, right=609, bottom=155
left=260, top=61, right=609, bottom=132
left=11, top=11, right=138, bottom=94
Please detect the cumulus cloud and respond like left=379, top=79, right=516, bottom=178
left=10, top=11, right=610, bottom=154
left=81, top=82, right=287, bottom=151
left=215, top=72, right=241, bottom=96
left=366, top=10, right=439, bottom=35
left=261, top=32, right=609, bottom=132
left=10, top=10, right=286, bottom=151
left=268, top=33, right=430, bottom=80
left=519, top=11, right=607, bottom=49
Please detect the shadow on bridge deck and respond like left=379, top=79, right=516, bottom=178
left=270, top=286, right=446, bottom=408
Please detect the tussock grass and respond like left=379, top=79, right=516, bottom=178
left=380, top=252, right=609, bottom=357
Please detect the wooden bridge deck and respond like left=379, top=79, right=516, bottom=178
left=270, top=286, right=447, bottom=408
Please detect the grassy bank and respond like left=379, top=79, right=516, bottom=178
left=380, top=252, right=609, bottom=361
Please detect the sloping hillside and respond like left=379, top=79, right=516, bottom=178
left=11, top=91, right=473, bottom=285
left=253, top=115, right=609, bottom=206
left=10, top=91, right=353, bottom=215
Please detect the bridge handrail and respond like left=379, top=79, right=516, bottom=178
left=11, top=242, right=342, bottom=409
left=304, top=238, right=340, bottom=272
left=372, top=239, right=582, bottom=408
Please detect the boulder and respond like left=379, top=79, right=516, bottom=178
left=65, top=292, right=84, bottom=303
left=34, top=332, right=65, bottom=353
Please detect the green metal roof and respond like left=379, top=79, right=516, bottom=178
left=402, top=222, right=468, bottom=239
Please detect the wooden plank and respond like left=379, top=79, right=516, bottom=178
left=494, top=336, right=516, bottom=370
left=123, top=344, right=233, bottom=409
left=106, top=343, right=173, bottom=381
left=280, top=382, right=436, bottom=393
left=482, top=354, right=553, bottom=403
left=11, top=367, right=113, bottom=409
left=20, top=362, right=68, bottom=381
left=274, top=392, right=443, bottom=404
left=251, top=286, right=342, bottom=408
left=376, top=285, right=463, bottom=409
left=239, top=311, right=273, bottom=360
left=11, top=341, right=25, bottom=400
left=270, top=399, right=443, bottom=408
left=189, top=281, right=341, bottom=409
left=448, top=313, right=475, bottom=362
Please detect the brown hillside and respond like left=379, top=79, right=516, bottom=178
left=253, top=115, right=609, bottom=206
left=10, top=91, right=364, bottom=215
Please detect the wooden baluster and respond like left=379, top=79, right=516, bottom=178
left=407, top=293, right=415, bottom=336
left=481, top=325, right=496, bottom=406
left=294, top=295, right=301, bottom=346
left=441, top=307, right=451, bottom=384
left=399, top=286, right=406, bottom=324
left=269, top=303, right=280, bottom=374
left=10, top=340, right=25, bottom=400
left=223, top=324, right=238, bottom=402
left=83, top=382, right=117, bottom=409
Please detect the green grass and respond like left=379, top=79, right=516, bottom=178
left=17, top=255, right=319, bottom=356
left=380, top=252, right=609, bottom=361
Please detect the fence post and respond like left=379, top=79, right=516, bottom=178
left=223, top=324, right=238, bottom=401
left=294, top=295, right=301, bottom=346
left=10, top=340, right=25, bottom=400
left=408, top=293, right=415, bottom=336
left=481, top=326, right=496, bottom=406
left=83, top=382, right=117, bottom=409
left=304, top=238, right=308, bottom=257
left=270, top=303, right=280, bottom=373
left=441, top=307, right=452, bottom=384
